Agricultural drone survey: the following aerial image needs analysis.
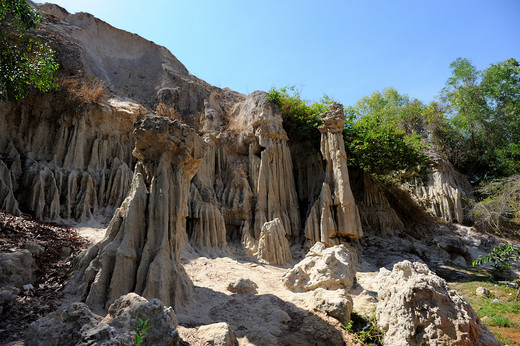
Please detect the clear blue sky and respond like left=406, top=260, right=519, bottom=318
left=34, top=0, right=520, bottom=107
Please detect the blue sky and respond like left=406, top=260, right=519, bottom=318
left=34, top=0, right=520, bottom=107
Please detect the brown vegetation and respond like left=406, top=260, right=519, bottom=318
left=61, top=77, right=106, bottom=104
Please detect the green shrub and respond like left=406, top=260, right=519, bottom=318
left=345, top=312, right=385, bottom=345
left=472, top=244, right=520, bottom=279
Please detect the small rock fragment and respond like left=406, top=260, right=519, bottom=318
left=226, top=278, right=258, bottom=294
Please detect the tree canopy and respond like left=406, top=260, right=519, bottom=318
left=0, top=0, right=58, bottom=101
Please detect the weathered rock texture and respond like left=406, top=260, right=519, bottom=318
left=0, top=97, right=136, bottom=222
left=26, top=293, right=180, bottom=346
left=407, top=154, right=473, bottom=223
left=306, top=288, right=353, bottom=325
left=197, top=322, right=238, bottom=346
left=304, top=103, right=363, bottom=247
left=355, top=172, right=404, bottom=236
left=0, top=250, right=37, bottom=287
left=257, top=218, right=292, bottom=265
left=376, top=260, right=499, bottom=346
left=283, top=242, right=356, bottom=291
left=67, top=116, right=206, bottom=311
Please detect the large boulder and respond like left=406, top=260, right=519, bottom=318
left=306, top=288, right=353, bottom=325
left=375, top=260, right=499, bottom=346
left=283, top=242, right=356, bottom=291
left=197, top=322, right=238, bottom=346
left=26, top=293, right=180, bottom=345
left=0, top=250, right=37, bottom=287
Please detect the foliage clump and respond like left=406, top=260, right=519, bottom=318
left=0, top=0, right=59, bottom=101
left=472, top=244, right=520, bottom=280
left=345, top=312, right=385, bottom=345
left=267, top=86, right=432, bottom=182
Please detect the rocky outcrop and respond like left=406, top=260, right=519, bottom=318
left=67, top=116, right=206, bottom=311
left=356, top=172, right=404, bottom=236
left=0, top=96, right=137, bottom=222
left=306, top=288, right=353, bottom=325
left=0, top=250, right=37, bottom=287
left=257, top=218, right=292, bottom=265
left=226, top=278, right=258, bottom=294
left=197, top=322, right=238, bottom=346
left=26, top=293, right=180, bottom=346
left=407, top=154, right=473, bottom=223
left=304, top=103, right=363, bottom=247
left=283, top=242, right=356, bottom=291
left=376, top=260, right=499, bottom=346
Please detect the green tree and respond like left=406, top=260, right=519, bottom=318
left=0, top=0, right=58, bottom=101
left=440, top=58, right=520, bottom=184
left=345, top=88, right=431, bottom=180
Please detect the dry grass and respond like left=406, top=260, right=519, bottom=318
left=155, top=102, right=180, bottom=119
left=61, top=77, right=106, bottom=104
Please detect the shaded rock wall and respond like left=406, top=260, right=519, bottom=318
left=67, top=116, right=206, bottom=311
left=0, top=96, right=137, bottom=222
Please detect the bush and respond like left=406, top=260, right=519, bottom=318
left=472, top=244, right=520, bottom=279
left=61, top=77, right=105, bottom=104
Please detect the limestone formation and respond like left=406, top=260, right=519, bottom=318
left=197, top=322, right=238, bottom=346
left=407, top=154, right=473, bottom=223
left=375, top=260, right=499, bottom=346
left=283, top=242, right=356, bottom=291
left=0, top=160, right=21, bottom=216
left=67, top=116, right=206, bottom=311
left=226, top=278, right=258, bottom=294
left=188, top=184, right=228, bottom=250
left=306, top=288, right=353, bottom=325
left=304, top=103, right=363, bottom=247
left=230, top=92, right=301, bottom=242
left=356, top=172, right=404, bottom=236
left=257, top=218, right=292, bottom=265
left=26, top=293, right=180, bottom=346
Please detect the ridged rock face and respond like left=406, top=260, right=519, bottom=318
left=304, top=103, right=363, bottom=247
left=356, top=172, right=404, bottom=236
left=0, top=97, right=137, bottom=222
left=231, top=92, right=301, bottom=242
left=257, top=218, right=292, bottom=265
left=67, top=116, right=206, bottom=311
left=407, top=155, right=473, bottom=223
left=376, top=261, right=499, bottom=346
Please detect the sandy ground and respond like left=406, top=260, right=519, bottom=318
left=70, top=225, right=375, bottom=345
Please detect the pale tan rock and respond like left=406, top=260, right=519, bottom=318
left=406, top=154, right=472, bottom=223
left=304, top=103, right=363, bottom=246
left=257, top=218, right=292, bottom=265
left=230, top=92, right=301, bottom=242
left=67, top=116, right=206, bottom=311
left=227, top=278, right=258, bottom=294
left=26, top=293, right=180, bottom=346
left=188, top=183, right=228, bottom=250
left=283, top=242, right=356, bottom=291
left=376, top=260, right=499, bottom=346
left=197, top=322, right=238, bottom=346
left=306, top=288, right=353, bottom=325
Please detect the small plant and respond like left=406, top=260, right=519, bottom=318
left=345, top=312, right=385, bottom=345
left=133, top=318, right=153, bottom=346
left=472, top=244, right=520, bottom=279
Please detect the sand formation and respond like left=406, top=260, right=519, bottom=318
left=0, top=3, right=499, bottom=345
